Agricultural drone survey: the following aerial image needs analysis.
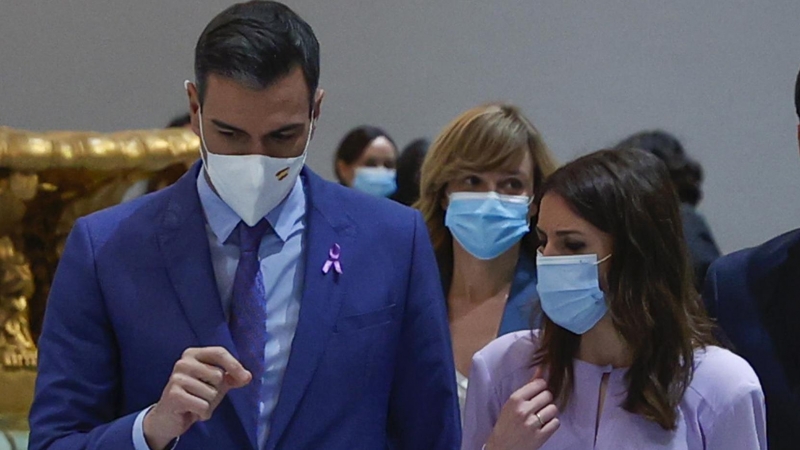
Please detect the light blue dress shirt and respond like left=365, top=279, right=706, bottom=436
left=133, top=170, right=306, bottom=450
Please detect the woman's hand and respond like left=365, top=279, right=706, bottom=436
left=485, top=368, right=560, bottom=450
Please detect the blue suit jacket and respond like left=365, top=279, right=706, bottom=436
left=497, top=252, right=540, bottom=336
left=703, top=229, right=800, bottom=450
left=29, top=164, right=461, bottom=450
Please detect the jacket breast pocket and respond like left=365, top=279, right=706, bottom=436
left=334, top=304, right=397, bottom=334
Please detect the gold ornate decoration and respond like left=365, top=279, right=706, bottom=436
left=0, top=126, right=199, bottom=171
left=0, top=236, right=36, bottom=369
left=0, top=125, right=199, bottom=422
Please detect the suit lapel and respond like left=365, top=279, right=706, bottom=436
left=157, top=163, right=258, bottom=449
left=266, top=169, right=354, bottom=450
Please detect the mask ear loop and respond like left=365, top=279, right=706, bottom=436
left=526, top=194, right=537, bottom=229
left=197, top=109, right=209, bottom=161
left=595, top=253, right=613, bottom=309
left=526, top=194, right=535, bottom=206
left=305, top=109, right=315, bottom=150
left=185, top=80, right=212, bottom=171
left=595, top=253, right=612, bottom=265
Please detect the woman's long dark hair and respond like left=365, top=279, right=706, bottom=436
left=533, top=148, right=717, bottom=430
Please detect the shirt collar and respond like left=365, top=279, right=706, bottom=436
left=196, top=168, right=305, bottom=244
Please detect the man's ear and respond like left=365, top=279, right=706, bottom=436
left=186, top=81, right=201, bottom=138
left=313, top=89, right=324, bottom=121
left=309, top=89, right=325, bottom=138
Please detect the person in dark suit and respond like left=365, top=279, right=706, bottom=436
left=702, top=66, right=800, bottom=450
left=616, top=130, right=721, bottom=291
left=27, top=2, right=460, bottom=449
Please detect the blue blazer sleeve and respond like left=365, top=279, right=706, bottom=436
left=386, top=212, right=461, bottom=449
left=28, top=218, right=137, bottom=450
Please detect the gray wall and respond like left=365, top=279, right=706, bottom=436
left=2, top=0, right=799, bottom=254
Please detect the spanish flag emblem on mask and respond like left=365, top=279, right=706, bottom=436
left=275, top=167, right=290, bottom=181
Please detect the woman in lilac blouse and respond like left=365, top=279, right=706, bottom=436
left=462, top=149, right=766, bottom=450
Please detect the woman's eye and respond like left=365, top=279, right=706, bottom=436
left=465, top=176, right=481, bottom=186
left=565, top=242, right=586, bottom=252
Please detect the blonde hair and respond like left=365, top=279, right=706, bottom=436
left=415, top=103, right=558, bottom=287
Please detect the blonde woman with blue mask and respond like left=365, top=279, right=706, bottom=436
left=416, top=103, right=558, bottom=420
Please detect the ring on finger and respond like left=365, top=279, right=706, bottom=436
left=534, top=412, right=545, bottom=428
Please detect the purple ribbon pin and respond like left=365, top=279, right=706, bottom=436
left=322, top=243, right=343, bottom=275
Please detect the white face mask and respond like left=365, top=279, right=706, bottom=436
left=197, top=109, right=312, bottom=226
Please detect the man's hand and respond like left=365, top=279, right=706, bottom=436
left=143, top=347, right=251, bottom=449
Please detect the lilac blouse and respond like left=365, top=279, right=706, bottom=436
left=462, top=331, right=766, bottom=450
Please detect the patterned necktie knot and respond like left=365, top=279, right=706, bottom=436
left=239, top=219, right=270, bottom=253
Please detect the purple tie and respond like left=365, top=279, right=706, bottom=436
left=229, top=219, right=270, bottom=421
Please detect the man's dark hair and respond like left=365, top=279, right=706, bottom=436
left=194, top=1, right=320, bottom=110
left=795, top=65, right=800, bottom=121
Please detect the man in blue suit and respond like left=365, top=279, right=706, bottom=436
left=28, top=2, right=460, bottom=449
left=702, top=66, right=800, bottom=450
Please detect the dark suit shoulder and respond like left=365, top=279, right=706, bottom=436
left=711, top=228, right=800, bottom=278
left=749, top=228, right=800, bottom=258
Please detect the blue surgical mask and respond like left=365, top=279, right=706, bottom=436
left=353, top=167, right=397, bottom=197
left=445, top=192, right=531, bottom=260
left=536, top=251, right=612, bottom=334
